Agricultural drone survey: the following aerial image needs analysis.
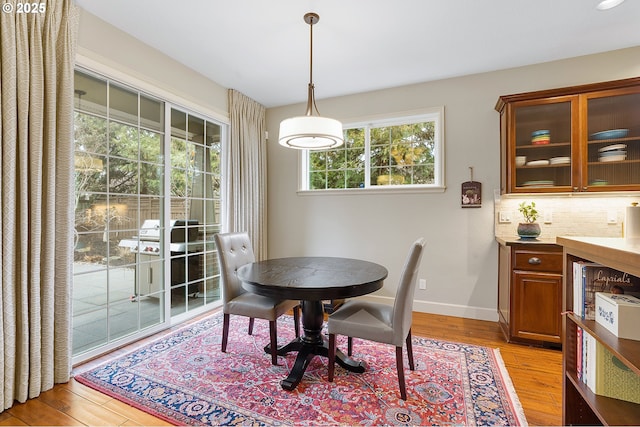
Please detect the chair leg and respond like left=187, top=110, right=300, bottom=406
left=406, top=329, right=415, bottom=370
left=221, top=313, right=230, bottom=353
left=248, top=317, right=255, bottom=335
left=293, top=305, right=301, bottom=338
left=347, top=336, right=353, bottom=356
left=269, top=320, right=278, bottom=365
left=328, top=334, right=336, bottom=382
left=396, top=346, right=407, bottom=400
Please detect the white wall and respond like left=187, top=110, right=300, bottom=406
left=76, top=9, right=228, bottom=121
left=266, top=46, right=640, bottom=321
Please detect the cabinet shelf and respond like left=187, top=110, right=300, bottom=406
left=516, top=158, right=640, bottom=170
left=565, top=368, right=640, bottom=426
left=587, top=135, right=639, bottom=144
left=516, top=142, right=571, bottom=150
left=566, top=314, right=640, bottom=375
left=516, top=164, right=570, bottom=169
left=589, top=159, right=640, bottom=166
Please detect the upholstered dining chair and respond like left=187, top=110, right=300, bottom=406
left=327, top=237, right=425, bottom=400
left=214, top=232, right=300, bottom=365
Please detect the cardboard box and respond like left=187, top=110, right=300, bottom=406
left=595, top=292, right=640, bottom=340
left=595, top=340, right=640, bottom=404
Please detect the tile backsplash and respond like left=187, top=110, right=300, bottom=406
left=494, top=193, right=640, bottom=239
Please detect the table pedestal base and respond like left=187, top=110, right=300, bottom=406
left=265, top=300, right=366, bottom=391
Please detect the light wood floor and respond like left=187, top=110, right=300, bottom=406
left=0, top=311, right=562, bottom=426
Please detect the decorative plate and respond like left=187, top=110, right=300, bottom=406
left=531, top=129, right=550, bottom=137
left=590, top=129, right=629, bottom=140
left=526, top=159, right=550, bottom=166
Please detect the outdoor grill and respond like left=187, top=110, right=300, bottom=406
left=119, top=219, right=203, bottom=298
left=121, top=219, right=200, bottom=253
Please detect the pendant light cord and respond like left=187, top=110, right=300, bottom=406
left=309, top=14, right=313, bottom=91
left=305, top=13, right=321, bottom=116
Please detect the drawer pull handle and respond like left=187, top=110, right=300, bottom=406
left=528, top=257, right=542, bottom=265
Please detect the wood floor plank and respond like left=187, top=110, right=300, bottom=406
left=100, top=400, right=173, bottom=426
left=37, top=387, right=130, bottom=426
left=6, top=398, right=82, bottom=426
left=0, top=416, right=28, bottom=426
left=60, top=379, right=113, bottom=406
left=0, top=410, right=28, bottom=426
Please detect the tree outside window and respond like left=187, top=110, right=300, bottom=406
left=305, top=110, right=443, bottom=191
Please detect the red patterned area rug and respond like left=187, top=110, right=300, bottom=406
left=74, top=312, right=527, bottom=426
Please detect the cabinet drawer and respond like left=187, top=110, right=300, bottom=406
left=513, top=250, right=562, bottom=273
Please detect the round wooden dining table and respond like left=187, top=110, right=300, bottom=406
left=236, top=256, right=388, bottom=391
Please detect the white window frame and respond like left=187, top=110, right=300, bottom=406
left=298, top=107, right=445, bottom=195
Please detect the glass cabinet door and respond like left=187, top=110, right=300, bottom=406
left=511, top=97, right=576, bottom=192
left=584, top=89, right=640, bottom=191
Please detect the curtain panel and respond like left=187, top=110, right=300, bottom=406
left=0, top=0, right=79, bottom=410
left=226, top=90, right=267, bottom=260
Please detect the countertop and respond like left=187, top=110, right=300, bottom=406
left=556, top=236, right=640, bottom=278
left=495, top=235, right=559, bottom=246
left=556, top=236, right=640, bottom=253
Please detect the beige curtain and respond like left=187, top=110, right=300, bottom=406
left=0, top=0, right=79, bottom=410
left=227, top=90, right=268, bottom=260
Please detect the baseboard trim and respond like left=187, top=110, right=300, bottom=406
left=359, top=295, right=499, bottom=322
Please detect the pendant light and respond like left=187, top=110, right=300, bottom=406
left=279, top=12, right=344, bottom=150
left=596, top=0, right=624, bottom=10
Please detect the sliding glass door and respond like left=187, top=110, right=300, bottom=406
left=72, top=68, right=223, bottom=362
left=168, top=108, right=222, bottom=317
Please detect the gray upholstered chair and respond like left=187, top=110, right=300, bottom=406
left=327, top=238, right=425, bottom=400
left=214, top=232, right=300, bottom=365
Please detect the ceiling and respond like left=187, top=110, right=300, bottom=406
left=76, top=0, right=640, bottom=108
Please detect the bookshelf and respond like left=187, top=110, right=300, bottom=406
left=557, top=236, right=640, bottom=426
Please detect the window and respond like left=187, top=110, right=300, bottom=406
left=302, top=108, right=444, bottom=192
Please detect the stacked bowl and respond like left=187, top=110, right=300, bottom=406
left=550, top=156, right=570, bottom=165
left=531, top=130, right=550, bottom=145
left=598, top=144, right=627, bottom=162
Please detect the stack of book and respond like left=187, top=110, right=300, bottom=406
left=577, top=328, right=640, bottom=404
left=572, top=261, right=640, bottom=320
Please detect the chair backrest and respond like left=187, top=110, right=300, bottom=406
left=214, top=232, right=256, bottom=305
left=391, top=238, right=426, bottom=340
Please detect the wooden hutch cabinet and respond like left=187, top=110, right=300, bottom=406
left=496, top=77, right=640, bottom=193
left=498, top=240, right=562, bottom=345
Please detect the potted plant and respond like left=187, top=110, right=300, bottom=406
left=517, top=201, right=541, bottom=239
